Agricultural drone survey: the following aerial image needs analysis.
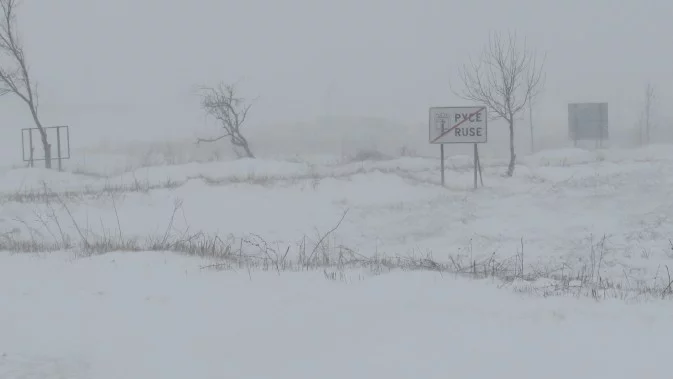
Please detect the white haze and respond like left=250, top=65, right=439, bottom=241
left=0, top=0, right=671, bottom=160
left=2, top=3, right=673, bottom=377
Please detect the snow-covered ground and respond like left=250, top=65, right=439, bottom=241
left=3, top=145, right=673, bottom=281
left=1, top=144, right=673, bottom=378
left=2, top=251, right=673, bottom=379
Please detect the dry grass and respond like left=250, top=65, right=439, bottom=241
left=0, top=155, right=497, bottom=204
left=1, top=193, right=672, bottom=302
left=2, top=152, right=672, bottom=303
left=3, top=228, right=672, bottom=301
left=1, top=177, right=182, bottom=203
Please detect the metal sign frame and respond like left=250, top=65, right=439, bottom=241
left=21, top=125, right=71, bottom=170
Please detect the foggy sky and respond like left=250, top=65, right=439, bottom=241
left=0, top=0, right=671, bottom=149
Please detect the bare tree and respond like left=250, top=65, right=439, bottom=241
left=642, top=83, right=655, bottom=145
left=0, top=0, right=51, bottom=168
left=196, top=82, right=255, bottom=158
left=454, top=31, right=545, bottom=176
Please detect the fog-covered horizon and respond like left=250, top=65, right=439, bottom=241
left=0, top=0, right=671, bottom=160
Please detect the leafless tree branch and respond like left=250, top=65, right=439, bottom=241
left=0, top=0, right=51, bottom=168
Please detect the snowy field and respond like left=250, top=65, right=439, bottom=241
left=1, top=144, right=673, bottom=378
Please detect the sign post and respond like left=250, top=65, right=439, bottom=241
left=473, top=143, right=478, bottom=189
left=440, top=144, right=445, bottom=185
left=429, top=106, right=488, bottom=189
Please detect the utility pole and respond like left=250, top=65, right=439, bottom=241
left=644, top=83, right=654, bottom=145
left=529, top=94, right=535, bottom=153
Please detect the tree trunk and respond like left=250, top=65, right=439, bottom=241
left=38, top=129, right=51, bottom=169
left=645, top=105, right=650, bottom=145
left=28, top=101, right=51, bottom=169
left=529, top=102, right=534, bottom=153
left=507, top=119, right=516, bottom=177
left=241, top=141, right=255, bottom=159
left=35, top=127, right=51, bottom=169
left=43, top=141, right=52, bottom=169
left=233, top=134, right=255, bottom=158
left=229, top=132, right=255, bottom=159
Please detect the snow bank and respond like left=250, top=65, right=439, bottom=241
left=0, top=251, right=671, bottom=379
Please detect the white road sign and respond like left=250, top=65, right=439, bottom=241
left=429, top=106, right=487, bottom=144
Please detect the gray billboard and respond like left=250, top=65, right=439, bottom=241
left=568, top=103, right=608, bottom=141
